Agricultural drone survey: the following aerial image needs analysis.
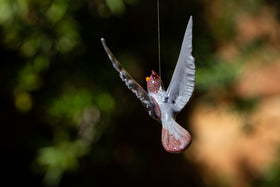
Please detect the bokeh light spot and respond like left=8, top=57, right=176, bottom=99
left=14, top=89, right=33, bottom=112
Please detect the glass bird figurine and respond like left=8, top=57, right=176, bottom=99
left=101, top=16, right=195, bottom=153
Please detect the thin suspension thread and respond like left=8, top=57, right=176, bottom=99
left=157, top=0, right=161, bottom=78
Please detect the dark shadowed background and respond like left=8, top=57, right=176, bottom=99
left=1, top=0, right=280, bottom=186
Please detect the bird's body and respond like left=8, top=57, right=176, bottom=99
left=101, top=16, right=195, bottom=153
left=146, top=70, right=192, bottom=152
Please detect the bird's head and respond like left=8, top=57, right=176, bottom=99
left=146, top=70, right=162, bottom=93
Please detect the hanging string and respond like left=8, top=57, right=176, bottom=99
left=157, top=0, right=161, bottom=78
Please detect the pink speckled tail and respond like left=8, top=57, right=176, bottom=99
left=161, top=123, right=191, bottom=153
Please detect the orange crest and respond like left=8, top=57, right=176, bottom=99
left=146, top=77, right=150, bottom=82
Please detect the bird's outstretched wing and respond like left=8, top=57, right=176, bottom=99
left=166, top=16, right=195, bottom=112
left=101, top=38, right=159, bottom=119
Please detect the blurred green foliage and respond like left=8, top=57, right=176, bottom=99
left=1, top=0, right=280, bottom=187
left=256, top=148, right=280, bottom=187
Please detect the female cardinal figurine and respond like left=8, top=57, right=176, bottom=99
left=101, top=16, right=195, bottom=153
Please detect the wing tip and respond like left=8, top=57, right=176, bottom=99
left=101, top=37, right=106, bottom=46
left=187, top=15, right=193, bottom=31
